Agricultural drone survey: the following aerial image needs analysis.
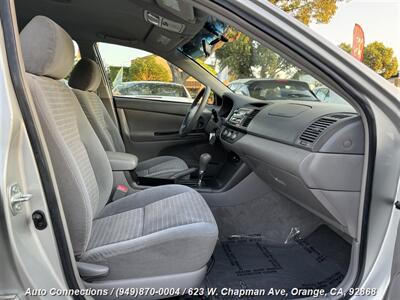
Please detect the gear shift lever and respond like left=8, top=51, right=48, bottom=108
left=198, top=153, right=212, bottom=186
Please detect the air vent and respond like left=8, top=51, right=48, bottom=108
left=298, top=117, right=338, bottom=145
left=242, top=109, right=260, bottom=127
left=250, top=102, right=268, bottom=108
left=330, top=113, right=351, bottom=119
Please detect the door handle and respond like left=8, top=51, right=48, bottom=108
left=154, top=131, right=179, bottom=136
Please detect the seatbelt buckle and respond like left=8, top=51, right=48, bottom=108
left=112, top=184, right=129, bottom=201
left=116, top=184, right=128, bottom=193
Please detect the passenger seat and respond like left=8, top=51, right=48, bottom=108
left=68, top=58, right=190, bottom=179
left=20, top=15, right=217, bottom=294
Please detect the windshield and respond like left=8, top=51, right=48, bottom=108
left=181, top=19, right=349, bottom=105
left=230, top=80, right=317, bottom=101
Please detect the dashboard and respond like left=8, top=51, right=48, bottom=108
left=218, top=93, right=365, bottom=238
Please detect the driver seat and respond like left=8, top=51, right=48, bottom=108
left=68, top=58, right=189, bottom=179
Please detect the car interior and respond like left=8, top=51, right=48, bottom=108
left=14, top=0, right=367, bottom=298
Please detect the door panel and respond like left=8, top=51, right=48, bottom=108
left=124, top=109, right=184, bottom=141
left=115, top=96, right=208, bottom=161
left=116, top=97, right=191, bottom=115
left=97, top=43, right=226, bottom=172
left=387, top=221, right=400, bottom=299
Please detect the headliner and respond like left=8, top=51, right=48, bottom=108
left=15, top=0, right=207, bottom=55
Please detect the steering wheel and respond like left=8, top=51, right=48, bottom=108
left=179, top=86, right=211, bottom=137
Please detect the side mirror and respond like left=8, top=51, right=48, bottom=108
left=201, top=39, right=212, bottom=57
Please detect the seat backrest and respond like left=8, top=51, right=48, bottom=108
left=20, top=16, right=113, bottom=257
left=69, top=58, right=125, bottom=152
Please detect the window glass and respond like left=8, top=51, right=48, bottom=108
left=97, top=43, right=203, bottom=103
left=73, top=41, right=81, bottom=65
left=243, top=80, right=317, bottom=101
left=315, top=87, right=350, bottom=105
left=315, top=88, right=328, bottom=101
left=63, top=40, right=81, bottom=84
left=180, top=19, right=351, bottom=106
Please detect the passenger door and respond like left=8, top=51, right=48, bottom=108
left=97, top=43, right=211, bottom=166
left=0, top=16, right=73, bottom=295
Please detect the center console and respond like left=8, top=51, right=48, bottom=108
left=133, top=148, right=250, bottom=193
left=134, top=157, right=250, bottom=193
left=127, top=107, right=262, bottom=193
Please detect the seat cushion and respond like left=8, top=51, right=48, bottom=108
left=80, top=185, right=218, bottom=280
left=136, top=156, right=189, bottom=179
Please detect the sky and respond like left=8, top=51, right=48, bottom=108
left=98, top=43, right=150, bottom=67
left=310, top=0, right=400, bottom=60
left=98, top=0, right=400, bottom=69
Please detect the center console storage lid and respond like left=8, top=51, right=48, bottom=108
left=106, top=151, right=138, bottom=171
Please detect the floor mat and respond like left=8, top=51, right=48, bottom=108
left=206, top=226, right=350, bottom=299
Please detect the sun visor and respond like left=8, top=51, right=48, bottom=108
left=145, top=26, right=185, bottom=51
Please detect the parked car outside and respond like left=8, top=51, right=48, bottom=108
left=113, top=81, right=193, bottom=103
left=228, top=79, right=319, bottom=101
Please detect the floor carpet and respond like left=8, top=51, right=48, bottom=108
left=206, top=225, right=351, bottom=299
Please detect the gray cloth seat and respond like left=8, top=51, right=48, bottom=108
left=68, top=58, right=189, bottom=179
left=20, top=15, right=217, bottom=293
left=81, top=185, right=217, bottom=280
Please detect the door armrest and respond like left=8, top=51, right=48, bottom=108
left=106, top=151, right=138, bottom=171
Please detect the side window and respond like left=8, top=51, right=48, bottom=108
left=229, top=83, right=238, bottom=92
left=73, top=41, right=81, bottom=65
left=97, top=42, right=203, bottom=103
left=63, top=40, right=81, bottom=84
left=238, top=84, right=249, bottom=96
left=315, top=88, right=328, bottom=101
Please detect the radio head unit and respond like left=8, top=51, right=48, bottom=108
left=228, top=107, right=259, bottom=128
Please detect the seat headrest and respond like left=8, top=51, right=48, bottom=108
left=20, top=16, right=74, bottom=80
left=68, top=58, right=102, bottom=92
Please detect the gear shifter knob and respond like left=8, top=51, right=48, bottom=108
left=198, top=153, right=212, bottom=186
left=199, top=153, right=212, bottom=174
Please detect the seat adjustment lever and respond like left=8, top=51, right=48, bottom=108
left=77, top=262, right=109, bottom=281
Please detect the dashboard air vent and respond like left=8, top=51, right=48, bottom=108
left=330, top=113, right=351, bottom=119
left=298, top=117, right=338, bottom=145
left=242, top=109, right=260, bottom=127
left=250, top=102, right=268, bottom=108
